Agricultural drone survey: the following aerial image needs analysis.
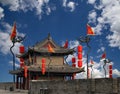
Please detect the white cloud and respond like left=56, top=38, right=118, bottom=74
left=106, top=32, right=120, bottom=49
left=0, top=0, right=19, bottom=11
left=0, top=0, right=50, bottom=18
left=0, top=32, right=12, bottom=55
left=63, top=0, right=67, bottom=7
left=0, top=7, right=4, bottom=19
left=9, top=61, right=20, bottom=68
left=88, top=10, right=97, bottom=23
left=1, top=22, right=12, bottom=33
left=113, top=69, right=120, bottom=77
left=67, top=2, right=76, bottom=12
left=97, top=46, right=105, bottom=53
left=62, top=0, right=77, bottom=12
left=87, top=0, right=120, bottom=49
left=69, top=40, right=79, bottom=49
left=87, top=0, right=96, bottom=4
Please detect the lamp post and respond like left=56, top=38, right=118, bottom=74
left=103, top=59, right=111, bottom=78
left=10, top=36, right=25, bottom=83
left=78, top=36, right=91, bottom=79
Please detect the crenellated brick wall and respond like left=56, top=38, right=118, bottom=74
left=0, top=82, right=15, bottom=90
left=29, top=78, right=120, bottom=94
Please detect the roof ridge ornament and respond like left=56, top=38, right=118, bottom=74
left=48, top=33, right=52, bottom=40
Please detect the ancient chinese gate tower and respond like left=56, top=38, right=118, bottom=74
left=9, top=34, right=84, bottom=89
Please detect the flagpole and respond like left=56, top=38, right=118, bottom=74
left=86, top=38, right=91, bottom=79
left=91, top=65, right=93, bottom=79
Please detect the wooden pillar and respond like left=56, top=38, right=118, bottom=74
left=16, top=76, right=19, bottom=89
left=18, top=76, right=20, bottom=89
left=20, top=77, right=22, bottom=89
left=21, top=77, right=23, bottom=89
left=23, top=77, right=29, bottom=90
left=23, top=77, right=25, bottom=89
left=25, top=78, right=28, bottom=90
left=27, top=78, right=29, bottom=89
left=27, top=72, right=30, bottom=90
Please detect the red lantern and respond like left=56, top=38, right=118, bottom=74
left=42, top=58, right=46, bottom=63
left=72, top=63, right=76, bottom=67
left=109, top=64, right=112, bottom=69
left=78, top=53, right=82, bottom=59
left=109, top=75, right=112, bottom=78
left=20, top=58, right=24, bottom=68
left=20, top=62, right=24, bottom=68
left=20, top=58, right=24, bottom=62
left=42, top=62, right=45, bottom=68
left=41, top=58, right=46, bottom=75
left=72, top=57, right=76, bottom=63
left=109, top=64, right=112, bottom=78
left=78, top=60, right=82, bottom=68
left=78, top=45, right=82, bottom=52
left=109, top=70, right=112, bottom=74
left=19, top=45, right=25, bottom=53
left=42, top=68, right=45, bottom=75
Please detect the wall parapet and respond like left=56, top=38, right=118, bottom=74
left=29, top=78, right=120, bottom=94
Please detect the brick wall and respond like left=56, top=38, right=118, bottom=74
left=29, top=78, right=120, bottom=94
left=37, top=56, right=64, bottom=66
left=0, top=82, right=15, bottom=90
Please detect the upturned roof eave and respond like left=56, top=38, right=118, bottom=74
left=16, top=48, right=75, bottom=58
left=9, top=66, right=84, bottom=75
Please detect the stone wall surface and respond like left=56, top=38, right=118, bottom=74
left=29, top=78, right=120, bottom=94
left=0, top=82, right=15, bottom=90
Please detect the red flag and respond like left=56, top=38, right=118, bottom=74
left=10, top=22, right=17, bottom=41
left=87, top=24, right=95, bottom=35
left=47, top=44, right=55, bottom=53
left=101, top=52, right=106, bottom=59
left=63, top=40, right=68, bottom=48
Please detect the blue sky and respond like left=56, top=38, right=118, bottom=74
left=0, top=0, right=120, bottom=82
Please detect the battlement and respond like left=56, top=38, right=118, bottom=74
left=29, top=77, right=120, bottom=94
left=0, top=82, right=15, bottom=90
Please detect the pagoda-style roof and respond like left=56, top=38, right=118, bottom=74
left=17, top=34, right=75, bottom=58
left=9, top=65, right=84, bottom=75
